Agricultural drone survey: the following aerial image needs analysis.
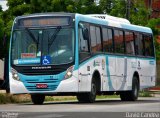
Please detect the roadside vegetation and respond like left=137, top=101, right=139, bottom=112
left=0, top=93, right=121, bottom=104
left=0, top=93, right=30, bottom=104
left=0, top=92, right=155, bottom=104
left=139, top=90, right=153, bottom=97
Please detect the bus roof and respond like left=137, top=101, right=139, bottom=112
left=75, top=13, right=152, bottom=34
left=87, top=14, right=131, bottom=24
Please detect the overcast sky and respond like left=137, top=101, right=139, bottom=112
left=0, top=0, right=8, bottom=11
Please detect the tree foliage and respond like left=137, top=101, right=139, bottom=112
left=129, top=0, right=149, bottom=26
left=0, top=10, right=5, bottom=58
left=146, top=18, right=160, bottom=60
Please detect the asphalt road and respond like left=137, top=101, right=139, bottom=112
left=0, top=97, right=160, bottom=118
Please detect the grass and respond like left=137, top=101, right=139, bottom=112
left=0, top=93, right=120, bottom=104
left=139, top=90, right=153, bottom=97
left=0, top=91, right=154, bottom=104
left=0, top=93, right=30, bottom=104
left=96, top=95, right=119, bottom=99
left=45, top=96, right=77, bottom=102
left=45, top=95, right=120, bottom=102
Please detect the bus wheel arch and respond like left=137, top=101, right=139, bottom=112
left=120, top=71, right=140, bottom=101
left=76, top=70, right=101, bottom=103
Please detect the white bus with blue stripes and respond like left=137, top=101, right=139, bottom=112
left=9, top=13, right=156, bottom=104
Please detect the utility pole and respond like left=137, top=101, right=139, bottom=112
left=126, top=0, right=131, bottom=20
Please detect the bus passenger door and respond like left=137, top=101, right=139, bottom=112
left=78, top=22, right=91, bottom=92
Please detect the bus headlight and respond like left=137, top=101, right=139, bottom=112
left=11, top=68, right=20, bottom=81
left=64, top=66, right=74, bottom=79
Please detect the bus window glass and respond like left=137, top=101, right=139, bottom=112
left=90, top=26, right=97, bottom=52
left=135, top=33, right=144, bottom=56
left=79, top=25, right=89, bottom=52
left=144, top=35, right=154, bottom=57
left=12, top=28, right=74, bottom=65
left=95, top=27, right=102, bottom=51
left=114, top=30, right=124, bottom=53
left=90, top=26, right=102, bottom=52
left=125, top=31, right=135, bottom=55
left=78, top=22, right=90, bottom=61
left=102, top=28, right=113, bottom=52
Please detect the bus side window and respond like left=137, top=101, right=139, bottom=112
left=114, top=30, right=125, bottom=54
left=125, top=31, right=135, bottom=55
left=135, top=33, right=145, bottom=56
left=143, top=35, right=154, bottom=57
left=90, top=25, right=102, bottom=53
left=78, top=22, right=90, bottom=61
left=102, top=28, right=113, bottom=53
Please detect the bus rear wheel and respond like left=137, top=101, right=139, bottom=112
left=120, top=76, right=139, bottom=101
left=77, top=78, right=97, bottom=103
left=31, top=94, right=45, bottom=105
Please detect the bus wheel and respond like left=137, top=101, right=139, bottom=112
left=31, top=94, right=45, bottom=105
left=77, top=78, right=96, bottom=103
left=120, top=76, right=139, bottom=101
left=6, top=87, right=10, bottom=93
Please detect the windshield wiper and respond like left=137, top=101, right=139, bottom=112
left=25, top=28, right=38, bottom=44
left=48, top=26, right=61, bottom=49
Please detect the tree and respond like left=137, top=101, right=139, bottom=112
left=74, top=0, right=102, bottom=14
left=0, top=17, right=5, bottom=58
left=109, top=0, right=126, bottom=18
left=99, top=0, right=149, bottom=25
left=0, top=5, right=2, bottom=12
left=130, top=0, right=149, bottom=26
left=146, top=18, right=160, bottom=60
left=99, top=0, right=114, bottom=14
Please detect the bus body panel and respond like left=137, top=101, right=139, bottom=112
left=78, top=55, right=156, bottom=92
left=137, top=58, right=156, bottom=89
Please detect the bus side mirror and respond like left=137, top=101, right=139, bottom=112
left=82, top=28, right=89, bottom=41
left=79, top=23, right=89, bottom=41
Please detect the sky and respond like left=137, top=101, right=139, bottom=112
left=0, top=0, right=8, bottom=11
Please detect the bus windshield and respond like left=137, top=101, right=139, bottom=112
left=11, top=27, right=74, bottom=65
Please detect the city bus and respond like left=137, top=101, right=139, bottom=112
left=9, top=13, right=156, bottom=104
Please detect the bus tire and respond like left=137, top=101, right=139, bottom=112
left=120, top=76, right=139, bottom=101
left=77, top=78, right=96, bottom=103
left=6, top=86, right=10, bottom=93
left=31, top=94, right=45, bottom=105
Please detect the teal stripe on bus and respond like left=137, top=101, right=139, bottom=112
left=78, top=54, right=156, bottom=68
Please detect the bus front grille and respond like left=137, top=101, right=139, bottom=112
left=24, top=78, right=60, bottom=91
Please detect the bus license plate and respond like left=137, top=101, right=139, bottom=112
left=36, top=84, right=48, bottom=88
